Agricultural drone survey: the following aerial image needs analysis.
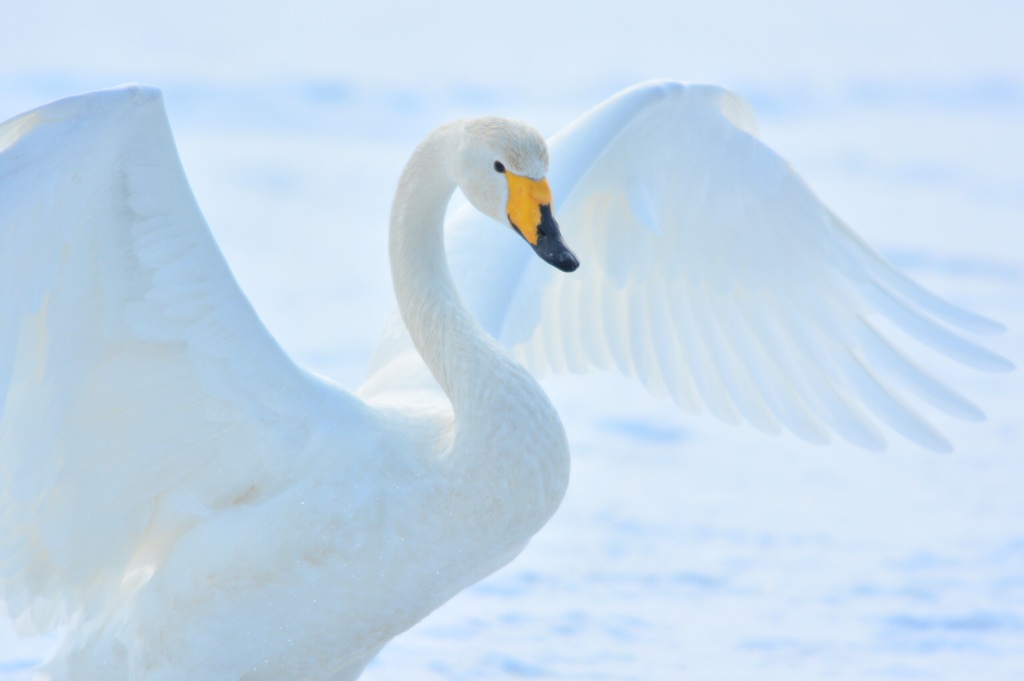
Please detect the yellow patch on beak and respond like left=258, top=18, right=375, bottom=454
left=505, top=173, right=553, bottom=246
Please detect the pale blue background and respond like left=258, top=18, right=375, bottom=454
left=1, top=2, right=1022, bottom=678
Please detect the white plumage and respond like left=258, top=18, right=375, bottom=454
left=0, top=81, right=1009, bottom=680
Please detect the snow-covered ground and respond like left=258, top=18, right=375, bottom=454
left=1, top=2, right=1022, bottom=679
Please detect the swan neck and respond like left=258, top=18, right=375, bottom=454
left=387, top=121, right=571, bottom=551
left=388, top=121, right=480, bottom=403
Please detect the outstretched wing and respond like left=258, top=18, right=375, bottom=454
left=442, top=81, right=1011, bottom=452
left=0, top=86, right=358, bottom=632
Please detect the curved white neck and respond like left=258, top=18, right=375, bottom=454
left=388, top=122, right=519, bottom=416
left=388, top=122, right=474, bottom=406
left=387, top=121, right=569, bottom=539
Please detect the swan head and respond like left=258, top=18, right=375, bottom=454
left=455, top=118, right=579, bottom=273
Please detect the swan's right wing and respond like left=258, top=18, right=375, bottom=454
left=0, top=86, right=363, bottom=633
left=442, top=81, right=1011, bottom=452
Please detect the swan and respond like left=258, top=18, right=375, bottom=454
left=0, top=81, right=1009, bottom=680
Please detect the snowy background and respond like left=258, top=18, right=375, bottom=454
left=1, top=1, right=1022, bottom=679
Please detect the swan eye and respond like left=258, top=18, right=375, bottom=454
left=493, top=161, right=505, bottom=173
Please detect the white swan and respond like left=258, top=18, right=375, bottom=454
left=0, top=82, right=1009, bottom=680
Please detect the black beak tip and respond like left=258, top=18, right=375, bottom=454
left=554, top=249, right=580, bottom=273
left=532, top=239, right=579, bottom=273
left=523, top=204, right=579, bottom=273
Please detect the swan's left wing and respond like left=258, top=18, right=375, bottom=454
left=441, top=81, right=1011, bottom=452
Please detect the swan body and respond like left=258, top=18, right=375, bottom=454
left=0, top=87, right=572, bottom=680
left=0, top=82, right=1009, bottom=679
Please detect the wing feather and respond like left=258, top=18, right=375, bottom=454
left=672, top=284, right=742, bottom=425
left=645, top=283, right=700, bottom=413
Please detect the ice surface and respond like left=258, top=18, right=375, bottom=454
left=1, top=1, right=1022, bottom=679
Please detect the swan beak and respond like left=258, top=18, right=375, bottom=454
left=506, top=174, right=579, bottom=273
